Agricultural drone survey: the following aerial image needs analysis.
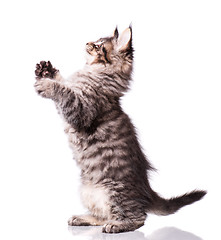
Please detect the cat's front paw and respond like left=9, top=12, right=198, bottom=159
left=35, top=61, right=58, bottom=79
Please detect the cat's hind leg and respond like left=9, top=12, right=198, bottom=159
left=102, top=219, right=145, bottom=234
left=68, top=215, right=106, bottom=226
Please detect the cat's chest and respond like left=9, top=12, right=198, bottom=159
left=64, top=123, right=98, bottom=164
left=64, top=123, right=85, bottom=155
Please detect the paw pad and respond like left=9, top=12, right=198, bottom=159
left=35, top=61, right=58, bottom=79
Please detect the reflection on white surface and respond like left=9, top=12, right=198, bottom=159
left=148, top=227, right=203, bottom=240
left=68, top=226, right=203, bottom=240
left=68, top=226, right=146, bottom=240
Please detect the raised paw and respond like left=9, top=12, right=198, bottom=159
left=35, top=61, right=58, bottom=79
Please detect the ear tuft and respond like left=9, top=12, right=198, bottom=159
left=117, top=27, right=132, bottom=51
left=113, top=27, right=119, bottom=39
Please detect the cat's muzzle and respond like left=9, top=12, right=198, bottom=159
left=86, top=43, right=94, bottom=53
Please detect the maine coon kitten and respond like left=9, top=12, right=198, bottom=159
left=34, top=26, right=206, bottom=233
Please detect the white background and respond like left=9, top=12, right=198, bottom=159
left=0, top=0, right=220, bottom=239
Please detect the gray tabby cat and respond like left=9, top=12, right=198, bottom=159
left=34, top=26, right=206, bottom=233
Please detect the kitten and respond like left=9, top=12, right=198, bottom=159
left=34, top=26, right=206, bottom=233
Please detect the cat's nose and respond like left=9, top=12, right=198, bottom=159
left=86, top=42, right=94, bottom=46
left=86, top=42, right=94, bottom=51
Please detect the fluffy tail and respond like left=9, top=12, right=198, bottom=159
left=150, top=190, right=207, bottom=216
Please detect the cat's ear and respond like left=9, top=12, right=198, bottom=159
left=113, top=27, right=119, bottom=39
left=117, top=27, right=132, bottom=51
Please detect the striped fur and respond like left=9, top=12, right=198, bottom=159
left=34, top=27, right=206, bottom=233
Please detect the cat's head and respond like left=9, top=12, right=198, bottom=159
left=85, top=26, right=133, bottom=68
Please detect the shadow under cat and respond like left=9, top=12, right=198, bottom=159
left=68, top=226, right=203, bottom=240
